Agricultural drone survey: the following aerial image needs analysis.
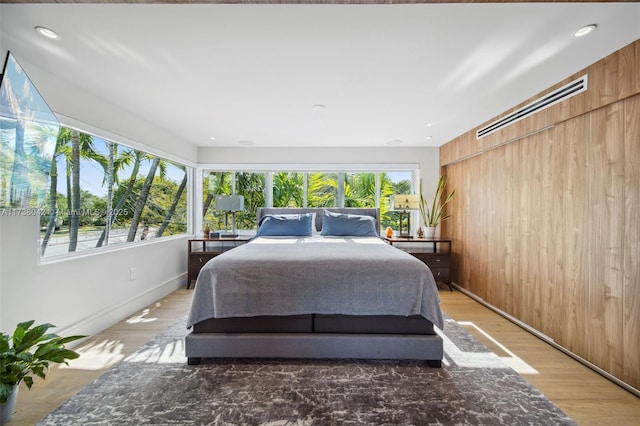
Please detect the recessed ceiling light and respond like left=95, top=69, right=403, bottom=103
left=35, top=26, right=60, bottom=40
left=573, top=24, right=597, bottom=38
left=424, top=136, right=433, bottom=140
left=386, top=139, right=403, bottom=146
left=312, top=104, right=326, bottom=112
left=426, top=123, right=433, bottom=128
left=209, top=136, right=216, bottom=141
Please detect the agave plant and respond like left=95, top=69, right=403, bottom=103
left=419, top=175, right=455, bottom=228
left=0, top=321, right=85, bottom=403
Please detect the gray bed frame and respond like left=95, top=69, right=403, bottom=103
left=185, top=208, right=443, bottom=367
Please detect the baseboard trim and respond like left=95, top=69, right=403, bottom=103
left=451, top=282, right=640, bottom=398
left=55, top=273, right=186, bottom=343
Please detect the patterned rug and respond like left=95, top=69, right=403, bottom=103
left=39, top=314, right=575, bottom=425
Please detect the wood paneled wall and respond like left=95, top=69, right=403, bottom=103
left=440, top=40, right=640, bottom=392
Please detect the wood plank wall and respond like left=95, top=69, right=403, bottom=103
left=439, top=39, right=640, bottom=392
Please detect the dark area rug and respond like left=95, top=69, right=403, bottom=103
left=39, top=314, right=576, bottom=425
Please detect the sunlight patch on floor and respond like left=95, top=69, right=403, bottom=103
left=457, top=321, right=539, bottom=375
left=437, top=325, right=506, bottom=369
left=60, top=339, right=126, bottom=370
left=126, top=308, right=159, bottom=324
left=125, top=339, right=186, bottom=364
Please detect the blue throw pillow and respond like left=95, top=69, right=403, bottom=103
left=256, top=213, right=314, bottom=237
left=320, top=210, right=379, bottom=237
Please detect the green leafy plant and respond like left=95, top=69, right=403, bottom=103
left=0, top=321, right=85, bottom=403
left=419, top=175, right=455, bottom=228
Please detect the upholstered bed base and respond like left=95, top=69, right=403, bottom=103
left=186, top=315, right=443, bottom=367
left=186, top=333, right=443, bottom=367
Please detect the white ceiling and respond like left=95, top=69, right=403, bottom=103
left=1, top=3, right=639, bottom=149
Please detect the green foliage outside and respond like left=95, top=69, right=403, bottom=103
left=202, top=170, right=413, bottom=232
left=308, top=172, right=338, bottom=207
left=273, top=172, right=304, bottom=208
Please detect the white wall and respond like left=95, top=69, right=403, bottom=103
left=198, top=146, right=438, bottom=177
left=0, top=213, right=188, bottom=338
left=198, top=146, right=440, bottom=191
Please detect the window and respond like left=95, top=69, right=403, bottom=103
left=201, top=168, right=417, bottom=234
left=381, top=171, right=413, bottom=229
left=0, top=53, right=190, bottom=259
left=39, top=127, right=189, bottom=258
left=0, top=52, right=59, bottom=210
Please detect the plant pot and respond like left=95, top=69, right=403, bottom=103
left=424, top=226, right=436, bottom=239
left=1, top=385, right=19, bottom=425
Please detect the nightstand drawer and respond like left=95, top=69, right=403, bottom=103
left=189, top=253, right=218, bottom=271
left=429, top=267, right=450, bottom=282
left=384, top=237, right=452, bottom=291
left=411, top=253, right=450, bottom=267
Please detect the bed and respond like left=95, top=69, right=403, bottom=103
left=185, top=208, right=444, bottom=367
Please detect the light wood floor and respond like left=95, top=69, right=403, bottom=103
left=7, top=287, right=640, bottom=425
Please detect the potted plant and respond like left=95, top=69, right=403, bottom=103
left=418, top=175, right=455, bottom=239
left=0, top=321, right=85, bottom=425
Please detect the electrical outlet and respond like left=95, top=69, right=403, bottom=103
left=129, top=267, right=136, bottom=281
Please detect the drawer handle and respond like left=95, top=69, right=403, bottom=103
left=434, top=258, right=441, bottom=262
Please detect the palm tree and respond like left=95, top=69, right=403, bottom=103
left=307, top=172, right=337, bottom=207
left=378, top=173, right=398, bottom=229
left=66, top=130, right=105, bottom=252
left=344, top=173, right=376, bottom=207
left=155, top=165, right=187, bottom=237
left=67, top=131, right=81, bottom=252
left=9, top=120, right=28, bottom=207
left=103, top=141, right=115, bottom=245
left=126, top=156, right=164, bottom=242
left=41, top=128, right=71, bottom=255
left=40, top=128, right=104, bottom=253
left=95, top=148, right=141, bottom=247
left=203, top=171, right=232, bottom=231
left=203, top=172, right=230, bottom=217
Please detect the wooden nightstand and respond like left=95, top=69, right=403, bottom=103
left=383, top=237, right=453, bottom=291
left=187, top=237, right=252, bottom=288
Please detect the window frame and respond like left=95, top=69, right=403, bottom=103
left=37, top=117, right=196, bottom=264
left=196, top=163, right=420, bottom=235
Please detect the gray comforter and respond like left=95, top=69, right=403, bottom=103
left=187, top=236, right=444, bottom=330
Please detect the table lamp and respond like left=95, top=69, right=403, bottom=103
left=214, top=195, right=244, bottom=238
left=390, top=194, right=419, bottom=238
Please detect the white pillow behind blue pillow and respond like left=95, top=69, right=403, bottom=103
left=256, top=213, right=314, bottom=237
left=320, top=210, right=379, bottom=237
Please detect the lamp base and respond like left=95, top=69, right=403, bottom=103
left=398, top=211, right=411, bottom=238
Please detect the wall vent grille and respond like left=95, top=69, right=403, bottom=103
left=476, top=74, right=588, bottom=139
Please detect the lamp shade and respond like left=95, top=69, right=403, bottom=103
left=214, top=195, right=244, bottom=212
left=390, top=194, right=420, bottom=210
